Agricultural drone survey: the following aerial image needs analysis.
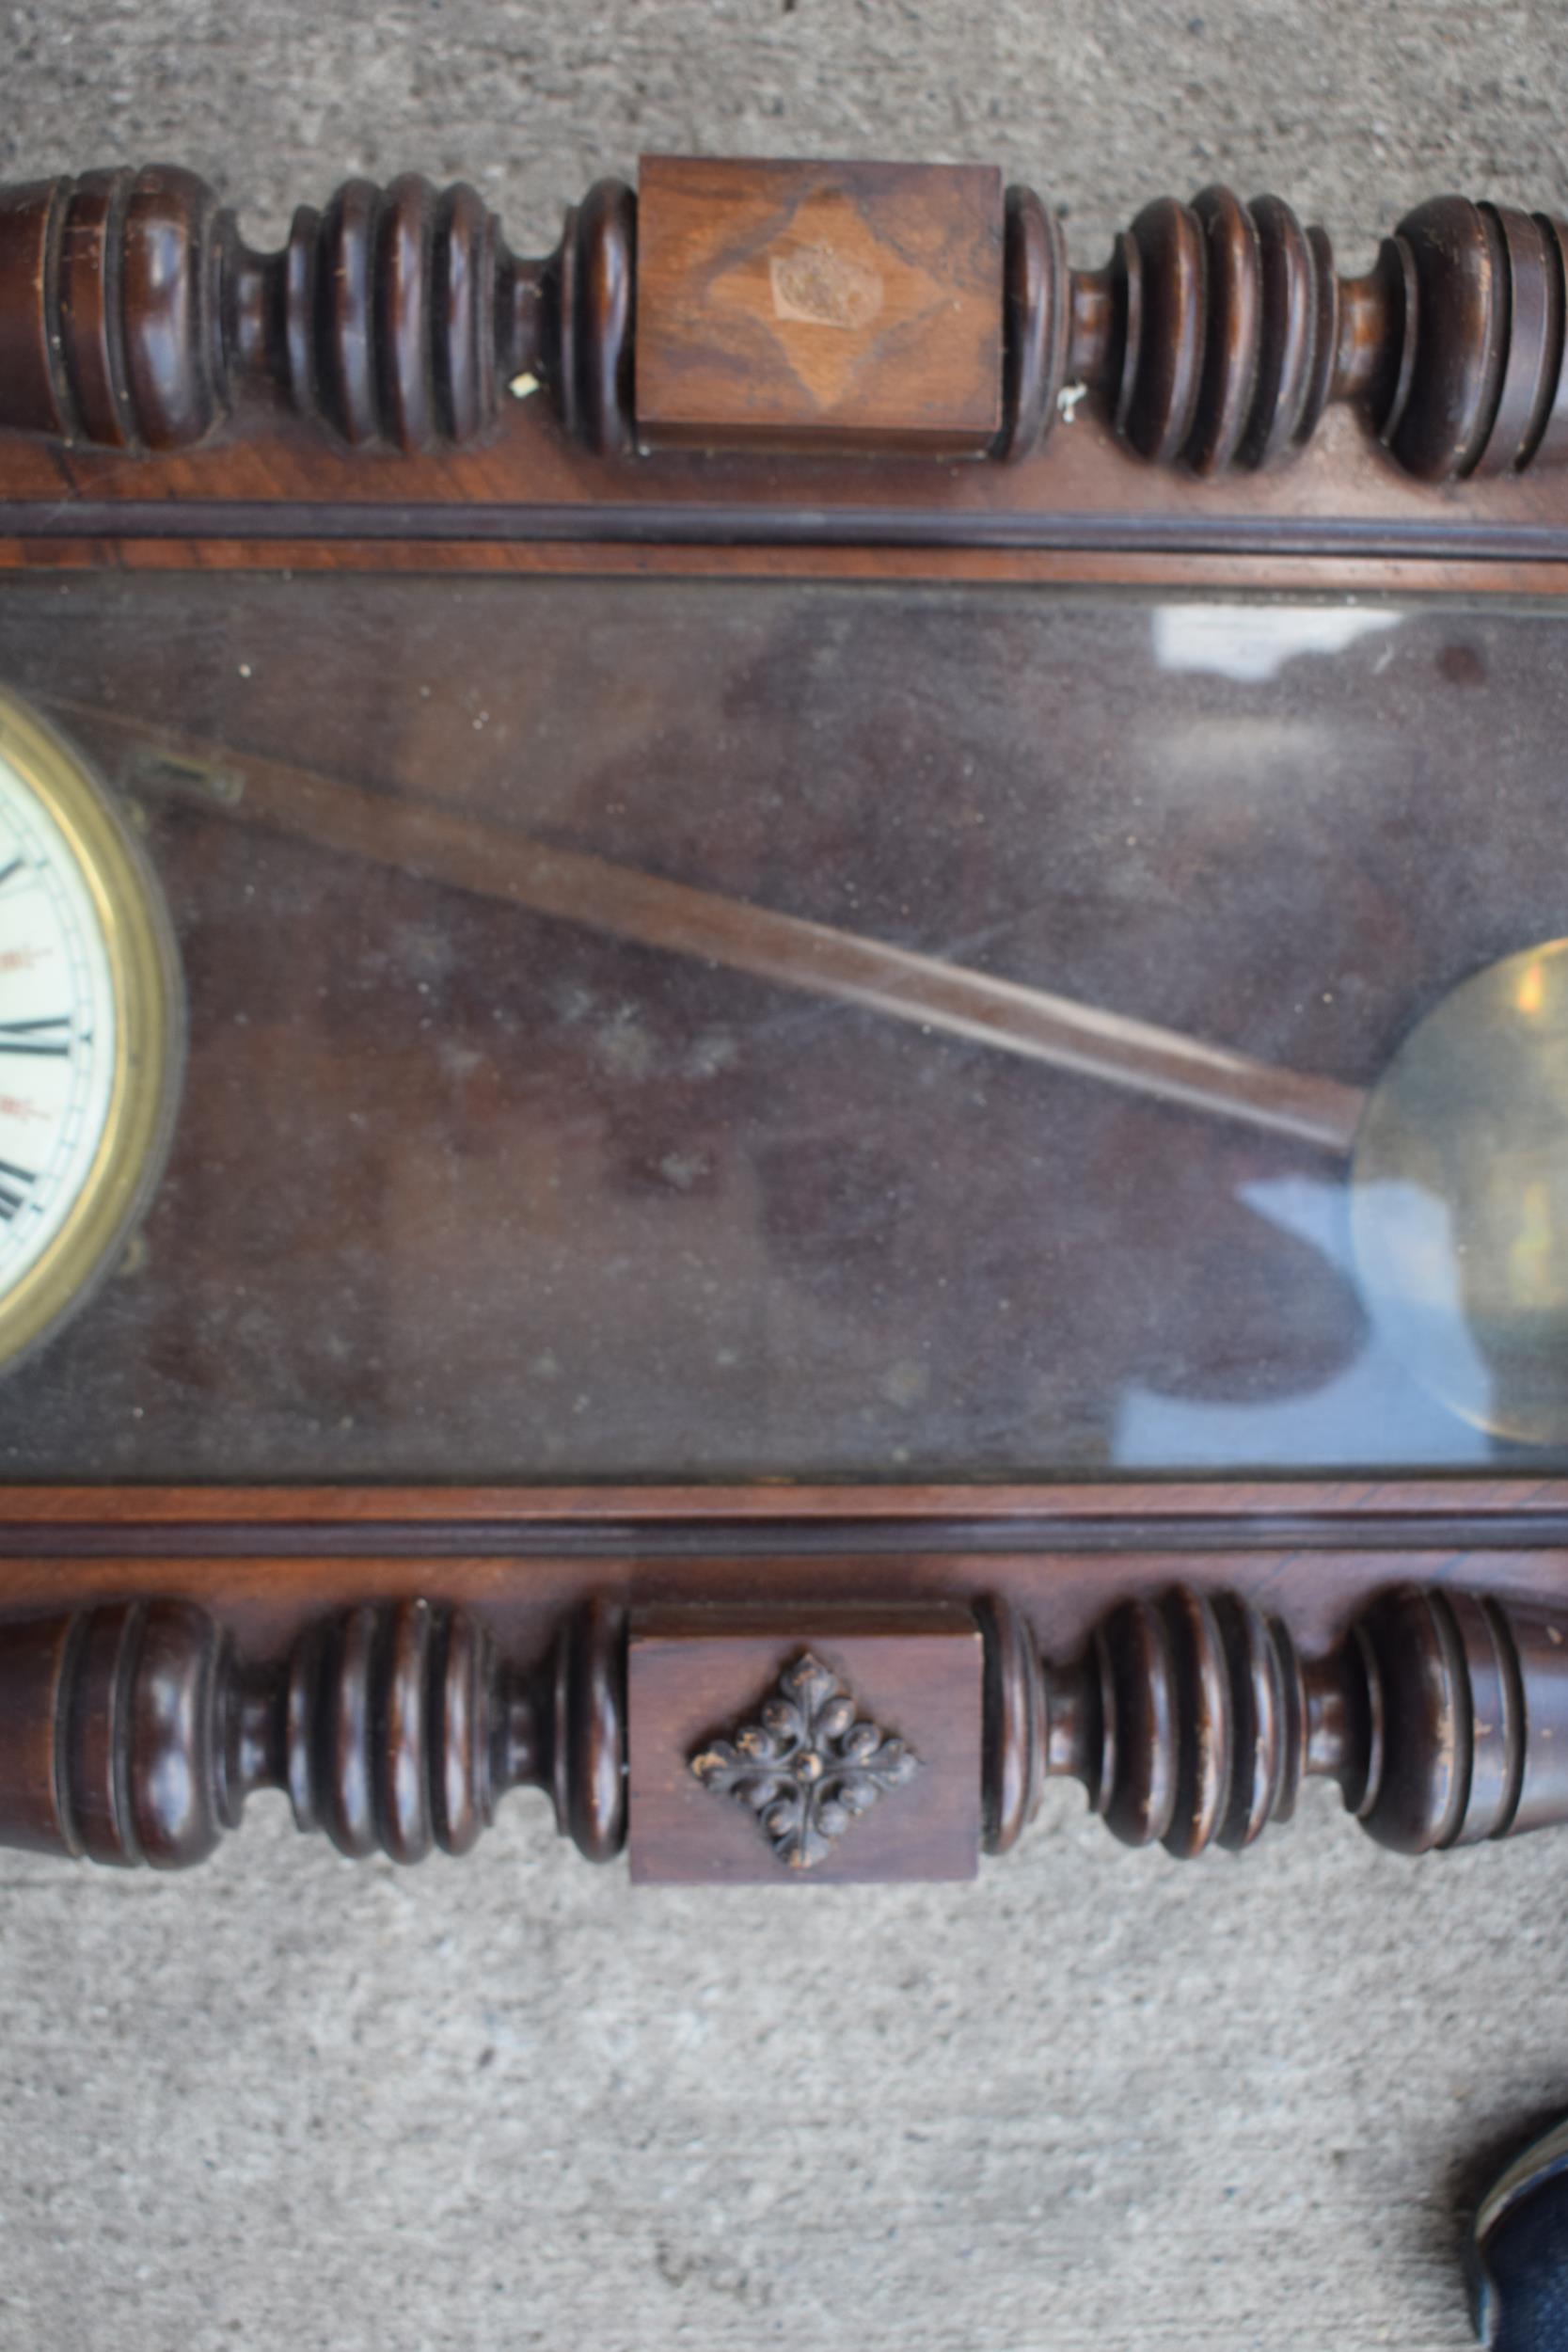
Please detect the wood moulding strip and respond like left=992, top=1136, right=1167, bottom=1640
left=1, top=1479, right=1568, bottom=1557
left=8, top=496, right=1568, bottom=564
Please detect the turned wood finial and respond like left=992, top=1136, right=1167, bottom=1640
left=984, top=1584, right=1568, bottom=1859
left=0, top=1594, right=626, bottom=1867
left=0, top=161, right=1562, bottom=478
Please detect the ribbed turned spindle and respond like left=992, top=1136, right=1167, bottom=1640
left=983, top=1583, right=1568, bottom=1859
left=0, top=164, right=636, bottom=457
left=999, top=183, right=1568, bottom=479
left=0, top=1595, right=626, bottom=1868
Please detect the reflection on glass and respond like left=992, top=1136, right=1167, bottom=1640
left=1151, top=599, right=1402, bottom=682
left=98, top=707, right=1568, bottom=1445
left=1351, top=941, right=1568, bottom=1444
left=1117, top=1171, right=1489, bottom=1468
left=0, top=577, right=1563, bottom=1481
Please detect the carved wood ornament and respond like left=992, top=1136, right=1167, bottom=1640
left=4, top=1581, right=1566, bottom=1880
left=0, top=159, right=1564, bottom=475
left=689, top=1652, right=924, bottom=1871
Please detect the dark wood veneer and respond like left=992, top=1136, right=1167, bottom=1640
left=633, top=157, right=1006, bottom=456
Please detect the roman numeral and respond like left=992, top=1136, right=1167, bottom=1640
left=0, top=1016, right=70, bottom=1057
left=0, top=858, right=24, bottom=892
left=0, top=1158, right=36, bottom=1219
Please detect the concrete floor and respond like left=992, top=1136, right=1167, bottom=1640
left=6, top=6, right=1568, bottom=2348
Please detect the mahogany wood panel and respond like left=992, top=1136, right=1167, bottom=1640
left=7, top=1477, right=1568, bottom=1642
left=5, top=535, right=1568, bottom=606
left=633, top=157, right=1004, bottom=455
left=627, top=1604, right=982, bottom=1883
left=8, top=329, right=1568, bottom=591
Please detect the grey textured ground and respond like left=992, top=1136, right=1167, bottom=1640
left=6, top=6, right=1568, bottom=2348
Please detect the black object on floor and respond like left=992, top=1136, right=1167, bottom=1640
left=1471, top=2120, right=1568, bottom=2350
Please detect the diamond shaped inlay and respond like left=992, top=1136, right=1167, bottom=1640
left=689, top=1653, right=922, bottom=1870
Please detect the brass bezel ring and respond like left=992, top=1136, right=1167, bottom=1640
left=0, top=691, right=184, bottom=1373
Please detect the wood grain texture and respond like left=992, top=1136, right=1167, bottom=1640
left=628, top=1605, right=981, bottom=1883
left=1009, top=1581, right=1568, bottom=1859
left=4, top=532, right=1568, bottom=604
left=8, top=385, right=1568, bottom=597
left=0, top=164, right=637, bottom=459
left=633, top=156, right=1005, bottom=455
left=0, top=1590, right=625, bottom=1867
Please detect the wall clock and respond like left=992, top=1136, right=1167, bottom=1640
left=1, top=155, right=1567, bottom=1897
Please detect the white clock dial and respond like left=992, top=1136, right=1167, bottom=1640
left=0, top=762, right=119, bottom=1296
left=0, top=693, right=182, bottom=1372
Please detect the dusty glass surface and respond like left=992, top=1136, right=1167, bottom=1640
left=0, top=573, right=1563, bottom=1481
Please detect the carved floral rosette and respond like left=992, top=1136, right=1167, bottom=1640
left=689, top=1653, right=922, bottom=1870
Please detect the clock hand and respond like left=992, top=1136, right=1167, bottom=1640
left=61, top=701, right=1363, bottom=1156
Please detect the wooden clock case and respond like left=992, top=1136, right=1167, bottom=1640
left=2, top=153, right=1568, bottom=1892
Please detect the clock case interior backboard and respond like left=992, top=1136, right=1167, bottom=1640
left=0, top=567, right=1555, bottom=1485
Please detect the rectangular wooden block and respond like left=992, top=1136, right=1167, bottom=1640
left=628, top=1603, right=982, bottom=1884
left=634, top=155, right=1005, bottom=456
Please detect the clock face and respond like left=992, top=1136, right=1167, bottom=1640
left=0, top=692, right=182, bottom=1373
